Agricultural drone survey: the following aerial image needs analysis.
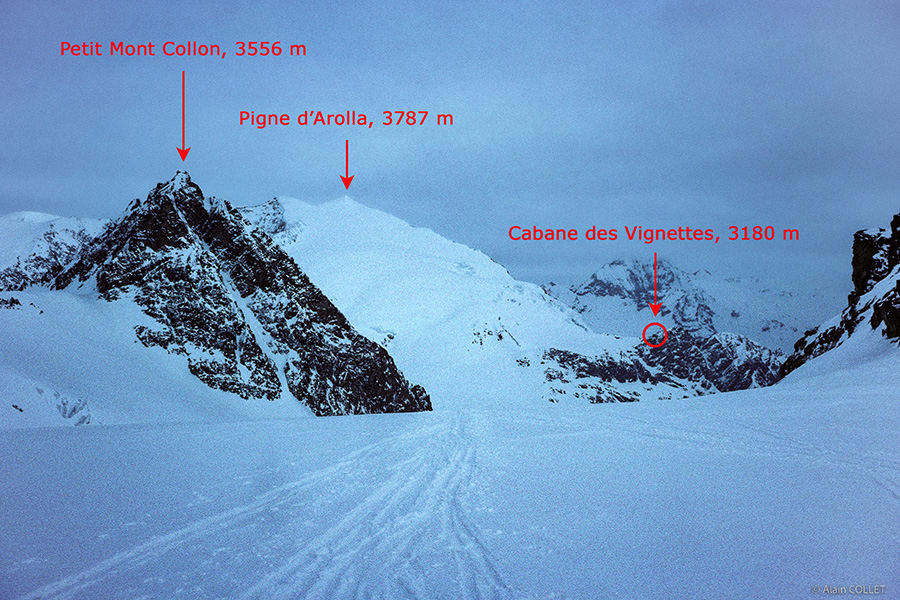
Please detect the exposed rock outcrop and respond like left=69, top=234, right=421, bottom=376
left=781, top=216, right=900, bottom=377
left=55, top=172, right=431, bottom=415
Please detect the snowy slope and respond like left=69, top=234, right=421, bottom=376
left=698, top=270, right=826, bottom=351
left=1, top=351, right=896, bottom=599
left=0, top=288, right=314, bottom=429
left=241, top=197, right=779, bottom=406
left=242, top=196, right=642, bottom=406
left=53, top=173, right=429, bottom=416
left=546, top=258, right=826, bottom=353
left=782, top=214, right=900, bottom=374
left=0, top=173, right=432, bottom=427
left=1, top=188, right=896, bottom=599
left=241, top=196, right=599, bottom=353
left=0, top=212, right=105, bottom=290
left=0, top=189, right=786, bottom=424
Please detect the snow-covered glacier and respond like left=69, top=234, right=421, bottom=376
left=1, top=176, right=898, bottom=599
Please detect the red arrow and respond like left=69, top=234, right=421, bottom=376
left=648, top=252, right=662, bottom=316
left=176, top=71, right=190, bottom=161
left=340, top=140, right=354, bottom=189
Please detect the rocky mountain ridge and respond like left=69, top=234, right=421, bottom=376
left=0, top=212, right=106, bottom=291
left=781, top=215, right=900, bottom=375
left=0, top=180, right=811, bottom=420
left=545, top=258, right=827, bottom=354
left=52, top=172, right=431, bottom=415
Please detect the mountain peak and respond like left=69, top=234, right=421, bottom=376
left=52, top=173, right=431, bottom=416
left=148, top=171, right=202, bottom=208
left=163, top=170, right=192, bottom=190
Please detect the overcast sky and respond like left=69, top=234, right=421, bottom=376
left=2, top=0, right=899, bottom=313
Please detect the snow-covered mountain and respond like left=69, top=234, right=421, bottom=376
left=545, top=258, right=824, bottom=353
left=781, top=213, right=900, bottom=376
left=0, top=177, right=795, bottom=429
left=240, top=196, right=780, bottom=406
left=3, top=201, right=896, bottom=596
left=4, top=339, right=897, bottom=600
left=4, top=182, right=897, bottom=599
left=0, top=173, right=430, bottom=427
left=0, top=211, right=106, bottom=290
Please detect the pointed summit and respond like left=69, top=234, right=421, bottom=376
left=162, top=170, right=192, bottom=190
left=152, top=171, right=202, bottom=207
left=54, top=173, right=431, bottom=416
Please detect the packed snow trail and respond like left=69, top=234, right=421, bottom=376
left=235, top=414, right=512, bottom=600
left=7, top=413, right=514, bottom=600
left=2, top=359, right=899, bottom=600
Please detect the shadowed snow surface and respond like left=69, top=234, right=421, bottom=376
left=1, top=347, right=898, bottom=599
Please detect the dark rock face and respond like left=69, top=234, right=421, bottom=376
left=781, top=218, right=900, bottom=377
left=543, top=258, right=783, bottom=399
left=640, top=328, right=781, bottom=391
left=850, top=228, right=891, bottom=300
left=240, top=198, right=292, bottom=238
left=55, top=172, right=431, bottom=415
left=540, top=325, right=781, bottom=404
left=0, top=297, right=21, bottom=309
left=542, top=347, right=663, bottom=403
left=545, top=347, right=663, bottom=387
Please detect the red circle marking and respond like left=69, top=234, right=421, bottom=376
left=642, top=322, right=668, bottom=347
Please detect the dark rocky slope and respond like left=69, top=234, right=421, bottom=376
left=541, top=326, right=780, bottom=403
left=781, top=215, right=900, bottom=376
left=54, top=172, right=430, bottom=415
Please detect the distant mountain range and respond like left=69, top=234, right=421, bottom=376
left=0, top=212, right=105, bottom=290
left=544, top=258, right=826, bottom=354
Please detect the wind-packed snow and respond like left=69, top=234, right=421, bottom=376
left=243, top=196, right=598, bottom=352
left=0, top=289, right=313, bottom=429
left=1, top=350, right=897, bottom=599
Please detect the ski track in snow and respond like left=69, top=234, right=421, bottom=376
left=238, top=414, right=512, bottom=600
left=17, top=414, right=515, bottom=600
left=9, top=402, right=899, bottom=600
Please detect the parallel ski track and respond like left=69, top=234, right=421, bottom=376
left=19, top=414, right=515, bottom=600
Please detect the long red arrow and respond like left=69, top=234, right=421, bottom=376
left=649, top=252, right=662, bottom=316
left=176, top=71, right=191, bottom=161
left=340, top=140, right=354, bottom=189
